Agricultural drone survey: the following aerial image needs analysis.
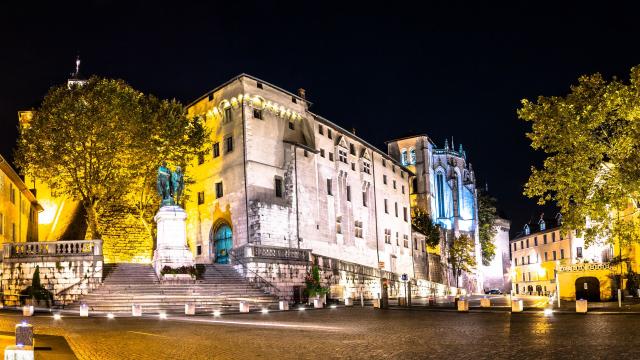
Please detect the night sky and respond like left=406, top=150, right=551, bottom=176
left=2, top=5, right=639, bottom=235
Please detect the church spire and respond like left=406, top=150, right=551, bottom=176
left=444, top=139, right=449, bottom=150
left=67, top=55, right=87, bottom=88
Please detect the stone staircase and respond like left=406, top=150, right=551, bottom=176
left=67, top=263, right=280, bottom=314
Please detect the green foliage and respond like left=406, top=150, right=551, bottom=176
left=160, top=265, right=201, bottom=277
left=477, top=190, right=498, bottom=266
left=411, top=208, right=441, bottom=248
left=16, top=77, right=208, bottom=240
left=627, top=269, right=640, bottom=297
left=448, top=234, right=477, bottom=288
left=518, top=66, right=640, bottom=247
left=304, top=265, right=329, bottom=298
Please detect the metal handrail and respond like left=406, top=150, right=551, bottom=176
left=228, top=249, right=284, bottom=298
left=55, top=266, right=103, bottom=306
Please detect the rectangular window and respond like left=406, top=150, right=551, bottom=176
left=403, top=207, right=408, bottom=222
left=520, top=241, right=523, bottom=250
left=354, top=221, right=363, bottom=238
left=383, top=175, right=387, bottom=185
left=197, top=153, right=205, bottom=165
left=275, top=177, right=283, bottom=198
left=526, top=239, right=529, bottom=248
left=396, top=232, right=399, bottom=246
left=543, top=234, right=547, bottom=244
left=0, top=213, right=3, bottom=235
left=544, top=252, right=548, bottom=261
left=422, top=240, right=425, bottom=252
left=513, top=243, right=516, bottom=252
left=291, top=96, right=297, bottom=104
left=329, top=152, right=334, bottom=161
left=515, top=258, right=518, bottom=266
left=384, top=229, right=391, bottom=244
left=577, top=247, right=583, bottom=258
left=336, top=216, right=342, bottom=234
left=553, top=251, right=557, bottom=260
left=362, top=192, right=368, bottom=207
left=225, top=136, right=233, bottom=153
left=402, top=185, right=405, bottom=194
left=318, top=125, right=324, bottom=135
left=197, top=191, right=204, bottom=205
left=362, top=162, right=371, bottom=174
left=257, top=82, right=263, bottom=89
left=224, top=107, right=232, bottom=122
left=327, top=129, right=332, bottom=139
left=521, top=256, right=524, bottom=265
left=382, top=159, right=386, bottom=167
left=349, top=143, right=356, bottom=155
left=384, top=199, right=388, bottom=214
left=401, top=172, right=405, bottom=179
left=289, top=121, right=294, bottom=130
left=327, top=179, right=332, bottom=196
left=320, top=149, right=325, bottom=158
left=395, top=202, right=398, bottom=217
left=403, top=235, right=409, bottom=248
left=197, top=245, right=202, bottom=256
left=392, top=165, right=396, bottom=173
left=534, top=237, right=538, bottom=246
left=393, top=180, right=397, bottom=190
left=213, top=142, right=220, bottom=158
left=527, top=255, right=530, bottom=264
left=304, top=150, right=308, bottom=157
left=10, top=184, right=15, bottom=204
left=253, top=109, right=263, bottom=120
left=12, top=223, right=16, bottom=242
left=351, top=163, right=355, bottom=171
left=560, top=249, right=565, bottom=259
left=559, top=231, right=564, bottom=240
left=552, top=232, right=556, bottom=242
left=215, top=182, right=223, bottom=198
left=346, top=186, right=351, bottom=202
left=338, top=149, right=348, bottom=163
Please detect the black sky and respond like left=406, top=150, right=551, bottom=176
left=2, top=4, right=639, bottom=235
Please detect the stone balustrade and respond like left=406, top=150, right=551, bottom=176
left=2, top=240, right=102, bottom=260
left=558, top=262, right=611, bottom=272
left=232, top=244, right=311, bottom=262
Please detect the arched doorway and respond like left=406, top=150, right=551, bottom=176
left=210, top=223, right=233, bottom=264
left=575, top=277, right=600, bottom=301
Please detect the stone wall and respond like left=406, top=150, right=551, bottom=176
left=98, top=211, right=153, bottom=264
left=1, top=256, right=103, bottom=306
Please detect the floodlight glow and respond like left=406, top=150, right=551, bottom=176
left=53, top=314, right=62, bottom=320
left=107, top=313, right=115, bottom=319
left=213, top=310, right=221, bottom=317
left=544, top=308, right=553, bottom=316
left=261, top=308, right=269, bottom=314
left=159, top=312, right=167, bottom=320
left=298, top=307, right=306, bottom=311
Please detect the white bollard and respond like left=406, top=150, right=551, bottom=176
left=4, top=345, right=34, bottom=360
left=185, top=303, right=196, bottom=315
left=279, top=301, right=289, bottom=311
left=480, top=298, right=491, bottom=308
left=22, top=306, right=34, bottom=317
left=131, top=304, right=142, bottom=317
left=313, top=298, right=323, bottom=309
left=576, top=299, right=588, bottom=313
left=511, top=299, right=523, bottom=312
left=79, top=304, right=89, bottom=317
left=457, top=299, right=469, bottom=312
left=344, top=298, right=353, bottom=306
left=239, top=301, right=250, bottom=313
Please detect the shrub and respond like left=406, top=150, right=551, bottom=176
left=304, top=265, right=329, bottom=298
left=160, top=265, right=201, bottom=277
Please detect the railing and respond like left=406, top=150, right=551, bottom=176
left=233, top=244, right=311, bottom=262
left=558, top=262, right=611, bottom=272
left=55, top=265, right=103, bottom=306
left=3, top=240, right=103, bottom=259
left=228, top=247, right=288, bottom=298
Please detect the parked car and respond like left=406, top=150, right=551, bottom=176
left=485, top=289, right=502, bottom=295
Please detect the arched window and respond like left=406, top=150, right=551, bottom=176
left=409, top=148, right=416, bottom=165
left=401, top=149, right=408, bottom=165
left=436, top=172, right=445, bottom=218
left=452, top=173, right=460, bottom=217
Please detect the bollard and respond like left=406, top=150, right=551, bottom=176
left=80, top=304, right=89, bottom=317
left=428, top=297, right=436, bottom=306
left=185, top=303, right=196, bottom=315
left=398, top=296, right=407, bottom=307
left=313, top=298, right=323, bottom=309
left=15, top=322, right=34, bottom=347
left=344, top=297, right=353, bottom=306
left=511, top=299, right=523, bottom=312
left=279, top=300, right=289, bottom=311
left=131, top=304, right=142, bottom=317
left=457, top=299, right=469, bottom=312
left=4, top=345, right=34, bottom=360
left=480, top=298, right=491, bottom=308
left=22, top=306, right=34, bottom=317
left=576, top=299, right=588, bottom=313
left=372, top=298, right=381, bottom=308
left=239, top=301, right=250, bottom=313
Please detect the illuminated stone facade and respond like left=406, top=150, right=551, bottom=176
left=185, top=74, right=482, bottom=293
left=0, top=153, right=41, bottom=245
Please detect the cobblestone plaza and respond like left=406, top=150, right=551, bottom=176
left=3, top=306, right=640, bottom=359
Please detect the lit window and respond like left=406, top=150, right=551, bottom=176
left=409, top=148, right=416, bottom=164
left=436, top=173, right=445, bottom=217
left=215, top=182, right=223, bottom=198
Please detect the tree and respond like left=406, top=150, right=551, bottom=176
left=16, top=77, right=206, bottom=240
left=518, top=66, right=640, bottom=248
left=477, top=190, right=498, bottom=266
left=411, top=208, right=441, bottom=248
left=447, top=234, right=476, bottom=288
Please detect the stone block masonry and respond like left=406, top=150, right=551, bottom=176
left=98, top=211, right=153, bottom=264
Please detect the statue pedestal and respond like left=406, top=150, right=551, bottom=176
left=152, top=206, right=194, bottom=277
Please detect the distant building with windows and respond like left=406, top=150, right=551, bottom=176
left=0, top=154, right=41, bottom=244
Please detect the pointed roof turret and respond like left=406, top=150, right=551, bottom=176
left=67, top=55, right=87, bottom=88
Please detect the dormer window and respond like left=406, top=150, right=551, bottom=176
left=523, top=224, right=530, bottom=236
left=539, top=219, right=546, bottom=231
left=338, top=149, right=348, bottom=163
left=409, top=148, right=416, bottom=164
left=350, top=143, right=356, bottom=156
left=362, top=162, right=371, bottom=175
left=401, top=149, right=408, bottom=165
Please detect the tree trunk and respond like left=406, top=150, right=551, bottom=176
left=85, top=204, right=101, bottom=239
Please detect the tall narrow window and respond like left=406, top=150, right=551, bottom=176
left=383, top=175, right=388, bottom=185
left=318, top=125, right=324, bottom=135
left=320, top=149, right=325, bottom=158
left=329, top=152, right=334, bottom=161
left=253, top=109, right=263, bottom=120
left=384, top=199, right=388, bottom=213
left=10, top=184, right=15, bottom=204
left=393, top=180, right=396, bottom=190
left=560, top=249, right=565, bottom=259
left=409, top=148, right=416, bottom=164
left=362, top=191, right=368, bottom=207
left=327, top=179, right=332, bottom=196
left=402, top=185, right=405, bottom=194
left=403, top=207, right=408, bottom=222
left=346, top=186, right=351, bottom=202
left=544, top=252, right=548, bottom=261
left=553, top=251, right=557, bottom=260
left=215, top=182, right=223, bottom=198
left=224, top=107, right=232, bottom=122
left=436, top=173, right=445, bottom=218
left=577, top=247, right=583, bottom=258
left=349, top=143, right=356, bottom=155
left=327, top=129, right=332, bottom=139
left=354, top=221, right=363, bottom=238
left=403, top=235, right=409, bottom=248
left=0, top=213, right=3, bottom=235
left=12, top=223, right=15, bottom=242
left=275, top=177, right=283, bottom=198
left=289, top=121, right=295, bottom=130
left=401, top=149, right=408, bottom=165
left=336, top=216, right=342, bottom=234
left=213, top=142, right=220, bottom=158
left=394, top=202, right=398, bottom=217
left=197, top=191, right=205, bottom=205
left=225, top=136, right=233, bottom=153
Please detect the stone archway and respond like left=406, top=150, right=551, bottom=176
left=575, top=277, right=600, bottom=301
left=209, top=221, right=233, bottom=264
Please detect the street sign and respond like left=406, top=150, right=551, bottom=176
left=401, top=273, right=408, bottom=281
left=378, top=261, right=385, bottom=269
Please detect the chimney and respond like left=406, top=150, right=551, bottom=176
left=297, top=88, right=306, bottom=99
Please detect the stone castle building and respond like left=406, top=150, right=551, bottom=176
left=185, top=74, right=484, bottom=294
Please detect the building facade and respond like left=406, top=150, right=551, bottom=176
left=481, top=217, right=511, bottom=293
left=0, top=153, right=41, bottom=244
left=185, top=74, right=483, bottom=293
